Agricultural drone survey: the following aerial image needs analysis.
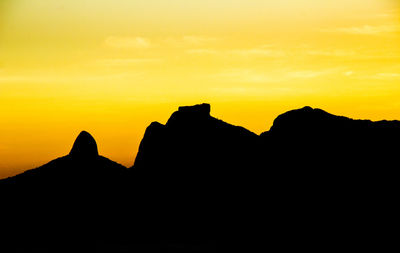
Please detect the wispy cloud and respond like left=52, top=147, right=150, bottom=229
left=164, top=35, right=218, bottom=47
left=306, top=47, right=400, bottom=60
left=229, top=48, right=285, bottom=57
left=210, top=86, right=262, bottom=95
left=321, top=25, right=400, bottom=35
left=288, top=70, right=327, bottom=79
left=373, top=13, right=393, bottom=19
left=104, top=35, right=219, bottom=49
left=353, top=8, right=399, bottom=20
left=352, top=72, right=400, bottom=81
left=182, top=36, right=218, bottom=45
left=307, top=49, right=356, bottom=57
left=211, top=68, right=332, bottom=83
left=0, top=72, right=140, bottom=83
left=186, top=49, right=219, bottom=55
left=186, top=45, right=285, bottom=57
left=344, top=71, right=354, bottom=77
left=94, top=58, right=163, bottom=66
left=372, top=73, right=400, bottom=80
left=209, top=86, right=306, bottom=96
left=105, top=36, right=151, bottom=49
left=213, top=69, right=276, bottom=83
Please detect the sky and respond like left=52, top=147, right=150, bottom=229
left=0, top=0, right=399, bottom=178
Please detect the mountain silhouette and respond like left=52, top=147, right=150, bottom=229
left=69, top=131, right=99, bottom=157
left=257, top=106, right=400, bottom=240
left=260, top=106, right=400, bottom=181
left=2, top=103, right=399, bottom=252
left=1, top=131, right=131, bottom=252
left=132, top=103, right=259, bottom=196
left=2, top=130, right=127, bottom=189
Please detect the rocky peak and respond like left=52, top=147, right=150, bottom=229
left=69, top=131, right=99, bottom=158
left=178, top=103, right=210, bottom=115
left=166, top=103, right=211, bottom=126
left=271, top=106, right=333, bottom=127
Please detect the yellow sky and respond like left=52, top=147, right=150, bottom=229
left=0, top=0, right=399, bottom=178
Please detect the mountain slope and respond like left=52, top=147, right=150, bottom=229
left=260, top=106, right=400, bottom=169
left=2, top=131, right=127, bottom=189
left=132, top=103, right=259, bottom=185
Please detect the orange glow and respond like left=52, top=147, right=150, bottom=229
left=1, top=0, right=399, bottom=178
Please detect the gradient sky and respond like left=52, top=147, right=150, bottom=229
left=0, top=0, right=399, bottom=178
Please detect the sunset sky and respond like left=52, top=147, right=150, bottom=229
left=0, top=0, right=399, bottom=178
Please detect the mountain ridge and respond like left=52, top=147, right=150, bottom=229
left=3, top=104, right=400, bottom=181
left=1, top=103, right=399, bottom=252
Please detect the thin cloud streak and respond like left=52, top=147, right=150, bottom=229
left=186, top=45, right=284, bottom=57
left=211, top=68, right=334, bottom=84
left=182, top=36, right=218, bottom=45
left=164, top=35, right=218, bottom=47
left=344, top=71, right=354, bottom=76
left=186, top=49, right=219, bottom=55
left=94, top=58, right=163, bottom=66
left=0, top=72, right=141, bottom=83
left=372, top=73, right=400, bottom=80
left=307, top=49, right=356, bottom=57
left=105, top=36, right=151, bottom=49
left=229, top=48, right=286, bottom=57
left=320, top=25, right=400, bottom=35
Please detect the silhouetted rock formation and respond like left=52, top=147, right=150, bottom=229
left=2, top=104, right=400, bottom=252
left=130, top=104, right=400, bottom=250
left=261, top=106, right=400, bottom=170
left=2, top=131, right=126, bottom=189
left=1, top=131, right=131, bottom=252
left=69, top=130, right=99, bottom=157
left=256, top=106, right=400, bottom=243
left=134, top=103, right=258, bottom=173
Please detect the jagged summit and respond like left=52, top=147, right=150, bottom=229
left=178, top=103, right=210, bottom=115
left=69, top=131, right=98, bottom=158
left=133, top=103, right=258, bottom=170
left=166, top=103, right=211, bottom=126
